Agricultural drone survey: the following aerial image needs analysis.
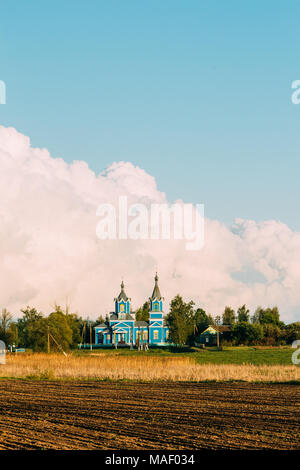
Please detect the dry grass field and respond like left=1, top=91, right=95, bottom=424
left=0, top=379, right=299, bottom=450
left=0, top=352, right=299, bottom=382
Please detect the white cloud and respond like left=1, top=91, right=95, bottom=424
left=0, top=125, right=299, bottom=323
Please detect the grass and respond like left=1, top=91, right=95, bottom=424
left=76, top=345, right=295, bottom=365
left=0, top=351, right=299, bottom=383
left=193, top=346, right=294, bottom=365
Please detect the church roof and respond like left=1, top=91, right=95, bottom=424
left=109, top=313, right=135, bottom=321
left=135, top=321, right=148, bottom=327
left=150, top=273, right=162, bottom=300
left=116, top=280, right=129, bottom=302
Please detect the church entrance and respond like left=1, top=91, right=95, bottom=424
left=118, top=333, right=126, bottom=344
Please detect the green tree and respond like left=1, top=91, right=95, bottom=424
left=47, top=306, right=74, bottom=351
left=232, top=322, right=263, bottom=345
left=8, top=322, right=19, bottom=347
left=166, top=295, right=194, bottom=346
left=17, top=307, right=48, bottom=351
left=194, top=308, right=211, bottom=334
left=65, top=312, right=83, bottom=348
left=261, top=323, right=284, bottom=346
left=60, top=304, right=83, bottom=347
left=18, top=305, right=75, bottom=352
left=237, top=305, right=250, bottom=323
left=222, top=306, right=236, bottom=326
left=283, top=322, right=300, bottom=344
left=135, top=302, right=150, bottom=322
left=251, top=307, right=261, bottom=324
left=257, top=306, right=281, bottom=326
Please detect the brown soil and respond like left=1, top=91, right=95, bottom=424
left=0, top=380, right=299, bottom=450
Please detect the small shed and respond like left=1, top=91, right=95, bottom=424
left=197, top=325, right=231, bottom=346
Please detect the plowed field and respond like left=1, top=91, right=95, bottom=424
left=0, top=380, right=299, bottom=450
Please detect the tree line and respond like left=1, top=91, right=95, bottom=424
left=165, top=296, right=300, bottom=346
left=0, top=305, right=102, bottom=352
left=120, top=296, right=300, bottom=347
left=0, top=297, right=299, bottom=351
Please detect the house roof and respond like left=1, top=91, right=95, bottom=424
left=215, top=325, right=231, bottom=332
left=201, top=325, right=231, bottom=334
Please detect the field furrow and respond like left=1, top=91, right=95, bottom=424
left=0, top=380, right=299, bottom=450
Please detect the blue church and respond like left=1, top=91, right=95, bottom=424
left=94, top=274, right=170, bottom=347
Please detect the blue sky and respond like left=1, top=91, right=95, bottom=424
left=1, top=0, right=300, bottom=229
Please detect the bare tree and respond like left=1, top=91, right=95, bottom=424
left=0, top=308, right=13, bottom=345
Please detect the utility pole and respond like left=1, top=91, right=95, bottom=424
left=48, top=330, right=68, bottom=357
left=83, top=322, right=86, bottom=348
left=130, top=324, right=133, bottom=349
left=90, top=323, right=92, bottom=351
left=47, top=326, right=50, bottom=353
left=217, top=327, right=220, bottom=348
left=14, top=323, right=18, bottom=348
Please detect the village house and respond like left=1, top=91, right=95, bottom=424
left=197, top=325, right=231, bottom=346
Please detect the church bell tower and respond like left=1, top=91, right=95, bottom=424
left=114, top=280, right=131, bottom=319
left=149, top=273, right=164, bottom=326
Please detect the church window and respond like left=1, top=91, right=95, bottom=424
left=143, top=331, right=148, bottom=340
left=153, top=330, right=159, bottom=340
